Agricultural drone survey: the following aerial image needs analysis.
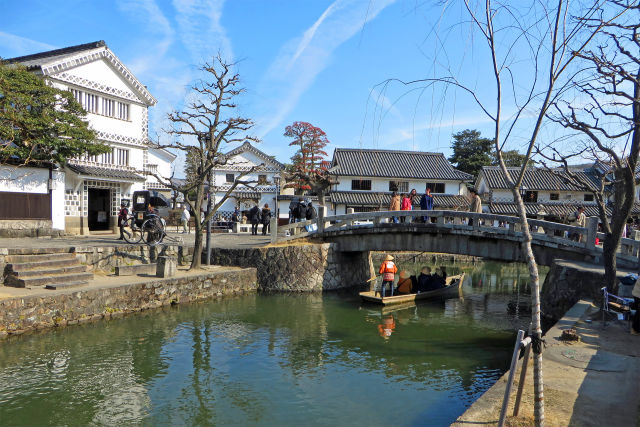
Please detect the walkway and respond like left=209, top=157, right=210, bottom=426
left=452, top=301, right=640, bottom=426
left=0, top=231, right=271, bottom=250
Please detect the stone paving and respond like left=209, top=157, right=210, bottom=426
left=452, top=301, right=640, bottom=427
left=0, top=231, right=271, bottom=250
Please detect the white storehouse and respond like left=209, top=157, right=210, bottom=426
left=475, top=166, right=602, bottom=219
left=5, top=41, right=174, bottom=234
left=327, top=148, right=473, bottom=214
left=209, top=142, right=284, bottom=219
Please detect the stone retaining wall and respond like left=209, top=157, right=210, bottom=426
left=210, top=243, right=374, bottom=291
left=541, top=259, right=634, bottom=324
left=0, top=220, right=63, bottom=238
left=371, top=251, right=482, bottom=265
left=0, top=268, right=257, bottom=338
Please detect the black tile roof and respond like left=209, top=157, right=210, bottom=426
left=328, top=191, right=469, bottom=209
left=479, top=166, right=600, bottom=192
left=330, top=148, right=473, bottom=181
left=67, top=164, right=145, bottom=181
left=6, top=41, right=106, bottom=69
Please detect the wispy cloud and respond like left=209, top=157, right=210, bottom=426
left=0, top=32, right=56, bottom=58
left=172, top=0, right=232, bottom=64
left=254, top=0, right=397, bottom=140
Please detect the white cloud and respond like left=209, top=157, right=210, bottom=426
left=0, top=32, right=56, bottom=58
left=254, top=0, right=398, bottom=139
left=172, top=0, right=232, bottom=64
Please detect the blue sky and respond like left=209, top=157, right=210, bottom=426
left=1, top=0, right=572, bottom=174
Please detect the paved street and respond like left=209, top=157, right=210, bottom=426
left=0, top=231, right=271, bottom=250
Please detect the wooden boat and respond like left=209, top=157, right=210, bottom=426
left=360, top=273, right=465, bottom=306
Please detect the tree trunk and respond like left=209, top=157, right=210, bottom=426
left=512, top=188, right=544, bottom=425
left=191, top=224, right=203, bottom=270
left=602, top=234, right=618, bottom=291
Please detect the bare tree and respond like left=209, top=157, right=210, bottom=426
left=151, top=55, right=259, bottom=270
left=375, top=1, right=630, bottom=424
left=536, top=2, right=640, bottom=291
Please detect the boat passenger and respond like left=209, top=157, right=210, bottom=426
left=417, top=266, right=433, bottom=292
left=378, top=254, right=398, bottom=297
left=432, top=266, right=447, bottom=289
left=396, top=270, right=413, bottom=294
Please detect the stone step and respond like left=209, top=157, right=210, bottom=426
left=45, top=280, right=90, bottom=290
left=10, top=265, right=87, bottom=277
left=4, top=272, right=94, bottom=288
left=6, top=252, right=76, bottom=264
left=7, top=247, right=72, bottom=255
left=6, top=257, right=80, bottom=272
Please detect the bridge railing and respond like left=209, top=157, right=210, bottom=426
left=273, top=208, right=598, bottom=248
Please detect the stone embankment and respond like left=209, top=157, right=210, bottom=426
left=541, top=259, right=635, bottom=325
left=210, top=243, right=374, bottom=291
left=0, top=267, right=256, bottom=338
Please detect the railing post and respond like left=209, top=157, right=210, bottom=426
left=374, top=212, right=382, bottom=225
left=585, top=216, right=598, bottom=250
left=498, top=330, right=526, bottom=427
left=437, top=214, right=445, bottom=226
left=317, top=205, right=328, bottom=233
left=346, top=207, right=354, bottom=227
left=270, top=217, right=278, bottom=244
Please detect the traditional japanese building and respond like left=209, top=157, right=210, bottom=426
left=209, top=141, right=284, bottom=220
left=475, top=166, right=603, bottom=219
left=327, top=148, right=472, bottom=214
left=4, top=41, right=174, bottom=235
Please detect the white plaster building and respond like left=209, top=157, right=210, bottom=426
left=475, top=166, right=602, bottom=219
left=5, top=41, right=174, bottom=234
left=327, top=148, right=473, bottom=214
left=209, top=142, right=284, bottom=219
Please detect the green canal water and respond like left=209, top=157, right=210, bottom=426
left=0, top=261, right=540, bottom=426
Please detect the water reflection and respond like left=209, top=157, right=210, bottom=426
left=0, top=262, right=536, bottom=427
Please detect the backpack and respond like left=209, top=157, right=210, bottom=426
left=306, top=206, right=317, bottom=220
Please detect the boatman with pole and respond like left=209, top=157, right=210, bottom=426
left=378, top=254, right=398, bottom=297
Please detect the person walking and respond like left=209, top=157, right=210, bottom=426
left=468, top=189, right=482, bottom=226
left=249, top=204, right=261, bottom=235
left=420, top=187, right=434, bottom=223
left=261, top=204, right=271, bottom=235
left=378, top=254, right=398, bottom=297
left=389, top=191, right=400, bottom=223
left=117, top=201, right=129, bottom=240
left=181, top=205, right=190, bottom=233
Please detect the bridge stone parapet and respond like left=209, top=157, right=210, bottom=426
left=274, top=210, right=640, bottom=269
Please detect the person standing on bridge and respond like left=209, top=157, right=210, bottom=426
left=378, top=254, right=398, bottom=297
left=389, top=191, right=400, bottom=223
left=420, top=187, right=434, bottom=223
left=401, top=193, right=412, bottom=223
left=468, top=189, right=482, bottom=226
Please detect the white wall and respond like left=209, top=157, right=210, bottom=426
left=334, top=176, right=464, bottom=195
left=51, top=170, right=65, bottom=230
left=0, top=166, right=65, bottom=230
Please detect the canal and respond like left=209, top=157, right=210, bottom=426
left=0, top=261, right=540, bottom=426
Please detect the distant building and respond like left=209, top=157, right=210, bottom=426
left=327, top=148, right=472, bottom=214
left=3, top=41, right=174, bottom=235
left=209, top=141, right=284, bottom=220
left=475, top=166, right=602, bottom=219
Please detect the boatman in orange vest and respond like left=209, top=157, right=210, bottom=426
left=379, top=254, right=398, bottom=297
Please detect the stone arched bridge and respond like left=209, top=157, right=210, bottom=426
left=270, top=209, right=640, bottom=268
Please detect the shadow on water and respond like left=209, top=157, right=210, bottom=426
left=0, top=261, right=537, bottom=426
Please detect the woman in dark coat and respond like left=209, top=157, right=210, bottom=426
left=249, top=205, right=261, bottom=235
left=261, top=204, right=272, bottom=235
